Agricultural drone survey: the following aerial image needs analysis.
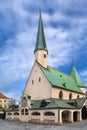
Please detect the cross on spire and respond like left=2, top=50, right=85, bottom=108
left=72, top=58, right=74, bottom=65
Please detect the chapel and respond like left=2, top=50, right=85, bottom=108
left=6, top=12, right=87, bottom=124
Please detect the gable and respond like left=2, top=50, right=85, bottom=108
left=0, top=92, right=9, bottom=99
left=23, top=61, right=52, bottom=100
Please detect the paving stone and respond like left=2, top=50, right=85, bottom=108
left=0, top=120, right=87, bottom=130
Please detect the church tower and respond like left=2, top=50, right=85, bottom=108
left=34, top=11, right=48, bottom=68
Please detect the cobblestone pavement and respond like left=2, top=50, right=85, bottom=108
left=0, top=120, right=87, bottom=130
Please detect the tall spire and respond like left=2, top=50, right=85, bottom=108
left=34, top=11, right=48, bottom=52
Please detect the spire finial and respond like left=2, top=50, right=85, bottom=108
left=72, top=58, right=74, bottom=65
left=39, top=8, right=42, bottom=16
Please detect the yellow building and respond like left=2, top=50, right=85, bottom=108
left=0, top=92, right=9, bottom=110
left=6, top=12, right=87, bottom=124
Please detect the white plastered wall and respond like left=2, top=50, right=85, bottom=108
left=52, top=87, right=84, bottom=100
left=35, top=50, right=48, bottom=68
left=80, top=87, right=86, bottom=95
left=23, top=61, right=52, bottom=100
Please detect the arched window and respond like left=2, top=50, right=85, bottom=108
left=77, top=95, right=79, bottom=99
left=25, top=108, right=28, bottom=115
left=59, top=91, right=63, bottom=99
left=32, top=80, right=34, bottom=84
left=44, top=54, right=46, bottom=58
left=44, top=112, right=55, bottom=116
left=39, top=77, right=41, bottom=82
left=14, top=112, right=19, bottom=115
left=21, top=109, right=24, bottom=115
left=69, top=93, right=72, bottom=100
left=7, top=113, right=12, bottom=115
left=62, top=111, right=70, bottom=122
left=32, top=112, right=40, bottom=116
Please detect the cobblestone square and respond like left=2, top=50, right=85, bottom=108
left=0, top=120, right=87, bottom=130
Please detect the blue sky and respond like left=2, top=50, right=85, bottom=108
left=0, top=0, right=87, bottom=101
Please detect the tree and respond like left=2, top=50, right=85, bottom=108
left=9, top=98, right=17, bottom=108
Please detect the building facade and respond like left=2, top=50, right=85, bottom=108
left=6, top=12, right=87, bottom=125
left=0, top=92, right=9, bottom=110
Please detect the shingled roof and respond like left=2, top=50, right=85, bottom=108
left=37, top=61, right=83, bottom=94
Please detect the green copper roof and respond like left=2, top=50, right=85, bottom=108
left=69, top=65, right=85, bottom=87
left=7, top=98, right=86, bottom=111
left=34, top=12, right=48, bottom=52
left=66, top=97, right=86, bottom=109
left=37, top=62, right=83, bottom=94
left=31, top=97, right=87, bottom=110
left=31, top=98, right=76, bottom=110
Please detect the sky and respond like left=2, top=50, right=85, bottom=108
left=0, top=0, right=87, bottom=101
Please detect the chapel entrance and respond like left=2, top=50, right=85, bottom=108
left=62, top=111, right=71, bottom=123
left=73, top=112, right=77, bottom=121
left=82, top=106, right=87, bottom=120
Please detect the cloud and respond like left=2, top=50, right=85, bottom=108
left=0, top=0, right=87, bottom=99
left=0, top=30, right=35, bottom=87
left=45, top=27, right=72, bottom=67
left=80, top=70, right=87, bottom=87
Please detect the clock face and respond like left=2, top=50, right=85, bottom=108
left=22, top=97, right=27, bottom=107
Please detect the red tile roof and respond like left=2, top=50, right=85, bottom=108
left=0, top=92, right=9, bottom=99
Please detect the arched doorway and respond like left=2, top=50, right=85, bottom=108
left=62, top=111, right=71, bottom=123
left=73, top=112, right=77, bottom=121
left=73, top=111, right=80, bottom=122
left=82, top=106, right=87, bottom=119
